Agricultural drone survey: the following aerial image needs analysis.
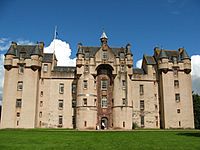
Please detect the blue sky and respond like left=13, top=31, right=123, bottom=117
left=1, top=0, right=200, bottom=61
left=0, top=0, right=200, bottom=99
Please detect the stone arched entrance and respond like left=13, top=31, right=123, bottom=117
left=101, top=117, right=108, bottom=130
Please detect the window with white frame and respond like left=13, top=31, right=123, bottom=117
left=17, top=81, right=23, bottom=91
left=43, top=64, right=48, bottom=72
left=83, top=80, right=88, bottom=89
left=58, top=99, right=63, bottom=109
left=59, top=83, right=64, bottom=94
left=101, top=80, right=107, bottom=90
left=101, top=97, right=108, bottom=108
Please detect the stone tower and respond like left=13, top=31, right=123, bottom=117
left=1, top=42, right=43, bottom=128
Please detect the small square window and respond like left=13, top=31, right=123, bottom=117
left=72, top=99, right=76, bottom=108
left=101, top=80, right=107, bottom=90
left=39, top=112, right=42, bottom=118
left=175, top=93, right=180, bottom=102
left=174, top=80, right=179, bottom=88
left=40, top=101, right=43, bottom=107
left=16, top=99, right=22, bottom=108
left=59, top=83, right=64, bottom=94
left=140, top=85, right=144, bottom=95
left=40, top=91, right=43, bottom=97
left=122, top=80, right=126, bottom=88
left=177, top=109, right=180, bottom=113
left=16, top=112, right=20, bottom=117
left=140, top=100, right=144, bottom=110
left=17, top=81, right=23, bottom=91
left=58, top=100, right=63, bottom=109
left=43, top=64, right=48, bottom=72
left=83, top=80, right=88, bottom=89
left=18, top=64, right=24, bottom=74
left=72, top=84, right=76, bottom=94
left=122, top=98, right=126, bottom=105
left=59, top=115, right=63, bottom=125
left=83, top=98, right=87, bottom=106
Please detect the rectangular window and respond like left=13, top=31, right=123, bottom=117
left=101, top=80, right=107, bottom=90
left=17, top=81, right=23, bottom=91
left=122, top=80, right=126, bottom=88
left=174, top=80, right=179, bottom=88
left=122, top=98, right=126, bottom=105
left=16, top=112, right=20, bottom=117
left=102, top=51, right=108, bottom=60
left=84, top=65, right=89, bottom=72
left=83, top=80, right=88, bottom=89
left=18, top=64, right=24, bottom=74
left=120, top=52, right=125, bottom=60
left=175, top=93, right=180, bottom=102
left=140, top=100, right=144, bottom=110
left=72, top=84, right=76, bottom=94
left=59, top=83, right=64, bottom=94
left=40, top=101, right=43, bottom=107
left=59, top=115, right=63, bottom=125
left=141, top=116, right=145, bottom=127
left=140, top=85, right=144, bottom=95
left=58, top=100, right=63, bottom=109
left=16, top=99, right=22, bottom=108
left=40, top=91, right=43, bottom=97
left=121, top=65, right=125, bottom=72
left=173, top=68, right=178, bottom=77
left=19, top=52, right=26, bottom=60
left=101, top=97, right=108, bottom=108
left=123, top=121, right=125, bottom=128
left=43, top=64, right=48, bottom=72
left=85, top=52, right=89, bottom=59
left=72, top=99, right=76, bottom=108
left=83, top=98, right=87, bottom=106
left=84, top=121, right=87, bottom=127
left=179, top=121, right=181, bottom=127
left=39, top=112, right=42, bottom=118
left=177, top=109, right=180, bottom=113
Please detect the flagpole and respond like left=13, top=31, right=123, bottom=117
left=52, top=26, right=57, bottom=70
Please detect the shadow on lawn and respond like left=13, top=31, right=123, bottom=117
left=177, top=132, right=200, bottom=137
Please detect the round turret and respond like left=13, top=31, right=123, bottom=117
left=4, top=42, right=17, bottom=70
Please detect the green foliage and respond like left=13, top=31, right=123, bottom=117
left=0, top=129, right=200, bottom=150
left=193, top=93, right=200, bottom=129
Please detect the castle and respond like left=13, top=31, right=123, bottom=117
left=0, top=32, right=194, bottom=129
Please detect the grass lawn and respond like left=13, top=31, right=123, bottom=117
left=0, top=129, right=200, bottom=150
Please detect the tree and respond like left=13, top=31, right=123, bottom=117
left=193, top=93, right=200, bottom=129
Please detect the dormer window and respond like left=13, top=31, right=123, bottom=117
left=172, top=56, right=177, bottom=64
left=120, top=52, right=125, bottom=60
left=85, top=52, right=89, bottom=59
left=19, top=52, right=26, bottom=60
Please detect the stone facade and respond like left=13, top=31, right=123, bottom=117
left=0, top=33, right=194, bottom=129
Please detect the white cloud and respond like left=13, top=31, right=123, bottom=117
left=0, top=54, right=4, bottom=103
left=136, top=59, right=142, bottom=68
left=44, top=39, right=76, bottom=66
left=191, top=55, right=200, bottom=94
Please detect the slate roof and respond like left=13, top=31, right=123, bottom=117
left=5, top=44, right=43, bottom=58
left=133, top=68, right=144, bottom=74
left=53, top=66, right=76, bottom=73
left=42, top=53, right=54, bottom=63
left=80, top=46, right=126, bottom=57
left=144, top=55, right=156, bottom=65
